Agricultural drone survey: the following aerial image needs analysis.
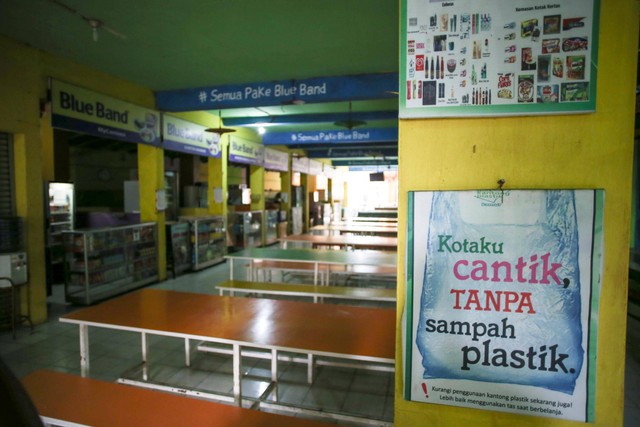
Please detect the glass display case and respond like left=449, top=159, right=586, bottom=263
left=63, top=223, right=158, bottom=305
left=227, top=211, right=263, bottom=249
left=179, top=216, right=226, bottom=270
left=265, top=209, right=278, bottom=246
left=45, top=182, right=74, bottom=290
left=166, top=222, right=191, bottom=277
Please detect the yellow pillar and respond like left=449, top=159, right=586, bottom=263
left=138, top=144, right=167, bottom=281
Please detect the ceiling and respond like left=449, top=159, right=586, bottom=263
left=0, top=0, right=400, bottom=166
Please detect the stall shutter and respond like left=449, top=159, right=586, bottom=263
left=0, top=133, right=15, bottom=217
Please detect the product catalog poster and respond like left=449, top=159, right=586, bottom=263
left=400, top=0, right=600, bottom=118
left=404, top=190, right=604, bottom=422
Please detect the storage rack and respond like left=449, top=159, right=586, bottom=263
left=179, top=216, right=226, bottom=271
left=63, top=223, right=158, bottom=305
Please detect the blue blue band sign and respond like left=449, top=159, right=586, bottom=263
left=162, top=115, right=221, bottom=158
left=262, top=128, right=398, bottom=146
left=155, top=73, right=398, bottom=111
left=50, top=79, right=161, bottom=146
left=264, top=148, right=289, bottom=172
left=228, top=137, right=264, bottom=166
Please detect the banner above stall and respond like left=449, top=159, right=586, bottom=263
left=400, top=0, right=599, bottom=118
left=263, top=148, right=289, bottom=172
left=228, top=137, right=264, bottom=166
left=155, top=73, right=398, bottom=111
left=308, top=159, right=324, bottom=176
left=404, top=189, right=604, bottom=422
left=162, top=115, right=221, bottom=158
left=292, top=157, right=310, bottom=174
left=49, top=79, right=161, bottom=146
left=262, top=128, right=398, bottom=146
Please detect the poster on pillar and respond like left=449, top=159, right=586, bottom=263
left=404, top=189, right=604, bottom=422
left=400, top=0, right=600, bottom=118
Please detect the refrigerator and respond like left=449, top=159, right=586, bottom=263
left=45, top=182, right=74, bottom=293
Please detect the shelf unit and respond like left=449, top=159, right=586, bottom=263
left=45, top=182, right=74, bottom=290
left=166, top=222, right=191, bottom=277
left=227, top=211, right=263, bottom=249
left=63, top=223, right=158, bottom=305
left=179, top=216, right=226, bottom=271
left=265, top=209, right=278, bottom=246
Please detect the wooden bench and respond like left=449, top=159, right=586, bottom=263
left=251, top=260, right=329, bottom=285
left=327, top=264, right=397, bottom=285
left=21, top=370, right=336, bottom=427
left=217, top=279, right=396, bottom=303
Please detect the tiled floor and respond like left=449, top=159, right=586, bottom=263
left=1, top=261, right=639, bottom=426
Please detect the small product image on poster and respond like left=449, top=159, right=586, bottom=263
left=404, top=190, right=604, bottom=422
left=561, top=82, right=589, bottom=102
left=566, top=56, right=586, bottom=80
left=543, top=15, right=562, bottom=34
left=537, top=84, right=559, bottom=103
left=401, top=0, right=599, bottom=117
left=517, top=75, right=534, bottom=103
left=537, top=55, right=551, bottom=82
left=521, top=47, right=536, bottom=71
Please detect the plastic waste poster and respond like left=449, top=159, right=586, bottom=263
left=404, top=190, right=603, bottom=422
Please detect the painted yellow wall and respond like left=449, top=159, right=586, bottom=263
left=0, top=35, right=156, bottom=322
left=395, top=3, right=639, bottom=427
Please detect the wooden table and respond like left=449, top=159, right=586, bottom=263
left=279, top=234, right=397, bottom=251
left=309, top=224, right=397, bottom=237
left=22, top=370, right=337, bottom=427
left=225, top=247, right=397, bottom=284
left=60, top=289, right=395, bottom=405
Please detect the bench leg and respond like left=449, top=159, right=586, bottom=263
left=271, top=349, right=278, bottom=382
left=184, top=338, right=191, bottom=367
left=233, top=344, right=242, bottom=406
left=141, top=332, right=148, bottom=363
left=79, top=324, right=89, bottom=377
left=307, top=354, right=314, bottom=384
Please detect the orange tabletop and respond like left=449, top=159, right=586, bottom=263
left=61, top=289, right=395, bottom=361
left=23, top=370, right=338, bottom=427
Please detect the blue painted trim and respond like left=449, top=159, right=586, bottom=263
left=333, top=158, right=398, bottom=167
left=155, top=73, right=399, bottom=111
left=306, top=147, right=398, bottom=158
left=262, top=128, right=398, bottom=145
left=163, top=140, right=221, bottom=158
left=51, top=114, right=161, bottom=146
left=224, top=110, right=398, bottom=126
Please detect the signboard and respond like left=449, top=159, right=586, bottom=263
left=264, top=148, right=289, bottom=172
left=292, top=157, right=310, bottom=174
left=50, top=79, right=161, bottom=146
left=162, top=115, right=221, bottom=158
left=155, top=73, right=398, bottom=111
left=262, top=128, right=398, bottom=146
left=405, top=189, right=603, bottom=422
left=308, top=159, right=324, bottom=176
left=323, top=165, right=335, bottom=180
left=400, top=1, right=599, bottom=118
left=228, top=137, right=264, bottom=166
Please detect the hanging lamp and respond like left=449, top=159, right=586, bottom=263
left=334, top=101, right=366, bottom=130
left=205, top=110, right=236, bottom=135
